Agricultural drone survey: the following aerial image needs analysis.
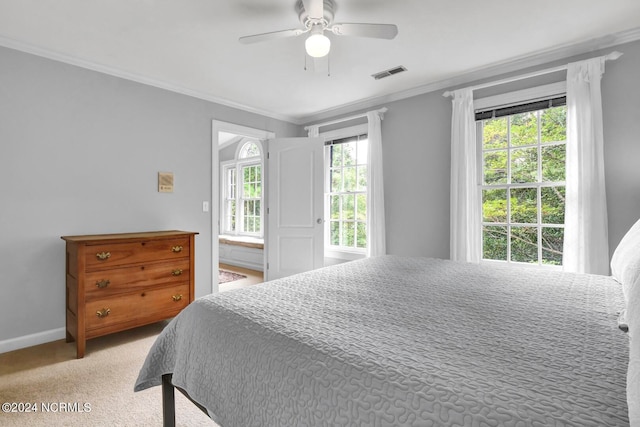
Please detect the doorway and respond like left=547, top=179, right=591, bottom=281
left=211, top=121, right=274, bottom=293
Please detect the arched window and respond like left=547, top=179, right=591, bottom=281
left=221, top=140, right=263, bottom=237
left=238, top=141, right=261, bottom=159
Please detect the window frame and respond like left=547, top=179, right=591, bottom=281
left=475, top=83, right=567, bottom=268
left=220, top=139, right=264, bottom=238
left=320, top=123, right=369, bottom=260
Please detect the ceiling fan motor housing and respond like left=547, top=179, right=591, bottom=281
left=296, top=0, right=336, bottom=28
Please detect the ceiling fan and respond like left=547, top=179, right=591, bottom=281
left=239, top=0, right=398, bottom=58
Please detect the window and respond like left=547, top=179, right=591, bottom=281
left=222, top=140, right=263, bottom=237
left=478, top=97, right=567, bottom=266
left=325, top=133, right=368, bottom=252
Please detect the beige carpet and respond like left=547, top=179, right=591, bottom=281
left=0, top=322, right=218, bottom=426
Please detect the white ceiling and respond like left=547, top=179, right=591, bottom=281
left=1, top=0, right=639, bottom=124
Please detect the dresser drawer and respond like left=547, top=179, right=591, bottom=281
left=86, top=237, right=189, bottom=270
left=84, top=259, right=190, bottom=298
left=86, top=284, right=189, bottom=331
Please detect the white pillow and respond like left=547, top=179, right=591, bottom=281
left=610, top=218, right=640, bottom=302
left=626, top=274, right=640, bottom=427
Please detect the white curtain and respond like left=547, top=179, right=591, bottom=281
left=563, top=57, right=610, bottom=275
left=450, top=88, right=481, bottom=263
left=366, top=110, right=386, bottom=257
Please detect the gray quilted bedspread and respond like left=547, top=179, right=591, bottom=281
left=135, top=256, right=630, bottom=426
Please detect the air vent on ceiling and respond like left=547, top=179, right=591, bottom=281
left=372, top=66, right=407, bottom=80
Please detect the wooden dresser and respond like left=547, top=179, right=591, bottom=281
left=61, top=230, right=198, bottom=358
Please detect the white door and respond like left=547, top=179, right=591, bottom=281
left=266, top=137, right=324, bottom=280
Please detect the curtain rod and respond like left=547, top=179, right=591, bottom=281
left=304, top=107, right=388, bottom=131
left=442, top=51, right=623, bottom=98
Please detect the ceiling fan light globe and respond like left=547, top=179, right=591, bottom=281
left=305, top=33, right=330, bottom=58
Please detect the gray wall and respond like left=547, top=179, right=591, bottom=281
left=0, top=46, right=297, bottom=345
left=380, top=93, right=452, bottom=258
left=2, top=37, right=640, bottom=347
left=600, top=40, right=640, bottom=248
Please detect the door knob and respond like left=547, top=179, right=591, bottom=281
left=316, top=218, right=323, bottom=224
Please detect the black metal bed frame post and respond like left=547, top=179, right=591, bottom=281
left=162, top=374, right=176, bottom=427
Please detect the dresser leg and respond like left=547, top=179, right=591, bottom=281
left=76, top=340, right=85, bottom=359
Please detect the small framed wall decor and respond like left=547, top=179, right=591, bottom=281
left=158, top=172, right=174, bottom=193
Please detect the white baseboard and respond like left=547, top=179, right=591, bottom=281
left=219, top=257, right=263, bottom=272
left=0, top=327, right=66, bottom=354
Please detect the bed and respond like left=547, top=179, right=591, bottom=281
left=135, top=223, right=640, bottom=427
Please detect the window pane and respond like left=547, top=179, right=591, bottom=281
left=510, top=112, right=538, bottom=147
left=482, top=189, right=507, bottom=223
left=483, top=117, right=508, bottom=149
left=343, top=166, right=356, bottom=192
left=510, top=187, right=537, bottom=224
left=542, top=227, right=564, bottom=265
left=541, top=107, right=566, bottom=143
left=228, top=200, right=236, bottom=232
left=255, top=166, right=262, bottom=194
left=511, top=226, right=538, bottom=263
left=342, top=222, right=355, bottom=247
left=330, top=221, right=340, bottom=245
left=331, top=169, right=342, bottom=192
left=357, top=166, right=367, bottom=190
left=228, top=168, right=236, bottom=198
left=331, top=145, right=343, bottom=167
left=483, top=225, right=507, bottom=260
left=342, top=194, right=355, bottom=220
left=330, top=195, right=340, bottom=219
left=239, top=141, right=260, bottom=159
left=356, top=194, right=367, bottom=221
left=356, top=222, right=367, bottom=248
left=541, top=145, right=565, bottom=182
left=483, top=150, right=507, bottom=185
left=541, top=186, right=565, bottom=224
left=511, top=147, right=538, bottom=183
left=343, top=142, right=356, bottom=166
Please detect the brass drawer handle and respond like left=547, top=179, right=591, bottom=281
left=172, top=269, right=183, bottom=276
left=96, top=252, right=111, bottom=261
left=171, top=246, right=183, bottom=253
left=96, top=279, right=110, bottom=289
left=172, top=294, right=183, bottom=302
left=96, top=308, right=111, bottom=318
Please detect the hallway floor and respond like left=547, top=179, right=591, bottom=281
left=219, top=263, right=264, bottom=292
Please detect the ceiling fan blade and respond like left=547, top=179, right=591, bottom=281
left=301, top=0, right=324, bottom=19
left=330, top=23, right=398, bottom=39
left=239, top=28, right=305, bottom=44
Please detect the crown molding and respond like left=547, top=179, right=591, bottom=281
left=0, top=35, right=296, bottom=124
left=2, top=26, right=639, bottom=127
left=296, top=26, right=640, bottom=125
